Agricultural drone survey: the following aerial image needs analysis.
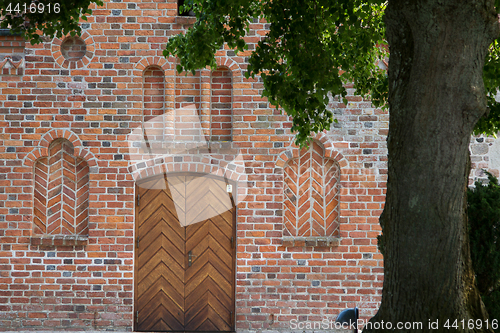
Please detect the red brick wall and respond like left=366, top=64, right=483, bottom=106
left=0, top=0, right=394, bottom=331
left=0, top=34, right=24, bottom=75
left=210, top=67, right=232, bottom=142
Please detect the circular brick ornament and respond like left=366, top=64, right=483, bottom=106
left=51, top=32, right=94, bottom=69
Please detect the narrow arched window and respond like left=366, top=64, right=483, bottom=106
left=143, top=66, right=165, bottom=148
left=210, top=67, right=232, bottom=142
left=283, top=141, right=340, bottom=240
left=33, top=139, right=89, bottom=236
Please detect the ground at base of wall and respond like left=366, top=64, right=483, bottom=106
left=0, top=331, right=352, bottom=333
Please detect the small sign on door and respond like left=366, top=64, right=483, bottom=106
left=226, top=184, right=232, bottom=193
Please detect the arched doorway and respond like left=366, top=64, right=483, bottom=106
left=134, top=172, right=236, bottom=332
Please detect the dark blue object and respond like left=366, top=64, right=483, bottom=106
left=336, top=307, right=359, bottom=333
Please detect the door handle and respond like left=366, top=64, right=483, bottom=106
left=188, top=251, right=197, bottom=267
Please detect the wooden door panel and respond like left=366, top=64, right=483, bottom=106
left=186, top=219, right=232, bottom=253
left=138, top=196, right=182, bottom=233
left=185, top=235, right=232, bottom=276
left=138, top=191, right=174, bottom=223
left=185, top=305, right=231, bottom=331
left=185, top=277, right=232, bottom=312
left=137, top=247, right=185, bottom=298
left=185, top=176, right=232, bottom=225
left=139, top=277, right=184, bottom=324
left=139, top=219, right=185, bottom=267
left=185, top=291, right=232, bottom=330
left=185, top=248, right=232, bottom=283
left=186, top=211, right=234, bottom=242
left=186, top=220, right=231, bottom=251
left=136, top=175, right=186, bottom=332
left=142, top=300, right=184, bottom=331
left=184, top=261, right=232, bottom=297
left=136, top=173, right=235, bottom=332
left=168, top=175, right=187, bottom=225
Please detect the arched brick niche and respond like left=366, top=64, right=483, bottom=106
left=210, top=67, right=232, bottom=142
left=282, top=140, right=340, bottom=247
left=32, top=139, right=90, bottom=246
left=143, top=65, right=167, bottom=149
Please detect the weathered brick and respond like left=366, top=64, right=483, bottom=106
left=0, top=0, right=495, bottom=331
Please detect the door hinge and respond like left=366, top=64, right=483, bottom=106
left=136, top=238, right=139, bottom=249
left=136, top=194, right=140, bottom=206
left=230, top=311, right=234, bottom=326
left=231, top=236, right=234, bottom=248
left=135, top=310, right=139, bottom=323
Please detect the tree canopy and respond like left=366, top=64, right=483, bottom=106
left=166, top=0, right=500, bottom=145
left=166, top=0, right=388, bottom=146
left=0, top=0, right=102, bottom=44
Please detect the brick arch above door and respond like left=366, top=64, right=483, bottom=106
left=128, top=154, right=249, bottom=207
left=128, top=155, right=244, bottom=183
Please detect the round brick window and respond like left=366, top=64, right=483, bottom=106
left=52, top=33, right=94, bottom=69
left=61, top=36, right=86, bottom=62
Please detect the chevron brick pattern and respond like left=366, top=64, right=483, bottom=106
left=33, top=139, right=89, bottom=237
left=283, top=141, right=340, bottom=238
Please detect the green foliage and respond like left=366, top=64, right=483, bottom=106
left=165, top=0, right=389, bottom=147
left=468, top=172, right=500, bottom=324
left=475, top=40, right=500, bottom=137
left=0, top=0, right=103, bottom=44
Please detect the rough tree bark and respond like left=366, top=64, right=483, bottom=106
left=366, top=1, right=500, bottom=332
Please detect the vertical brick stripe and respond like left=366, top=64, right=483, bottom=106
left=175, top=70, right=202, bottom=142
left=211, top=68, right=232, bottom=141
left=33, top=157, right=48, bottom=234
left=324, top=158, right=340, bottom=237
left=74, top=158, right=90, bottom=235
left=46, top=141, right=65, bottom=234
left=310, top=142, right=324, bottom=236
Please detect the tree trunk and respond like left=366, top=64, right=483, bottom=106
left=366, top=1, right=499, bottom=332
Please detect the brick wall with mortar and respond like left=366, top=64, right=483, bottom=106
left=0, top=0, right=497, bottom=332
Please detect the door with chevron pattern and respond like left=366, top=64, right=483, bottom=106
left=135, top=173, right=236, bottom=332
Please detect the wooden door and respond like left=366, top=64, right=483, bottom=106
left=135, top=173, right=236, bottom=332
